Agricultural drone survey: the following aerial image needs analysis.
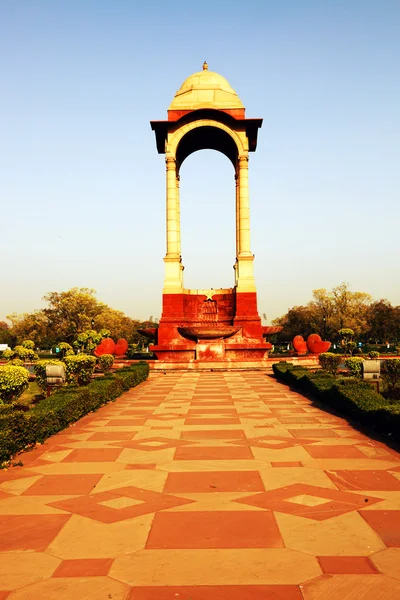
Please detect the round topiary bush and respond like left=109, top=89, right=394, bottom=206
left=344, top=357, right=364, bottom=378
left=319, top=352, right=342, bottom=375
left=0, top=365, right=29, bottom=403
left=64, top=354, right=97, bottom=386
left=97, top=354, right=114, bottom=373
left=13, top=346, right=39, bottom=362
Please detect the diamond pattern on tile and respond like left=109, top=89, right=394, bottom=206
left=109, top=437, right=191, bottom=451
left=48, top=486, right=195, bottom=523
left=235, top=483, right=383, bottom=520
left=231, top=435, right=317, bottom=450
left=326, top=469, right=400, bottom=491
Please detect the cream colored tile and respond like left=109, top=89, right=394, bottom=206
left=258, top=467, right=337, bottom=490
left=110, top=548, right=321, bottom=585
left=276, top=511, right=386, bottom=556
left=302, top=574, right=400, bottom=600
left=0, top=551, right=60, bottom=590
left=47, top=513, right=154, bottom=559
left=371, top=548, right=400, bottom=580
left=9, top=576, right=131, bottom=599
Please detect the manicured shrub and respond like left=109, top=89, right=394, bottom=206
left=97, top=353, right=114, bottom=372
left=21, top=340, right=35, bottom=350
left=8, top=358, right=24, bottom=367
left=34, top=360, right=65, bottom=392
left=0, top=365, right=29, bottom=404
left=2, top=349, right=15, bottom=361
left=381, top=359, right=400, bottom=392
left=64, top=354, right=97, bottom=386
left=273, top=361, right=400, bottom=440
left=13, top=346, right=39, bottom=362
left=0, top=362, right=150, bottom=463
left=369, top=351, right=379, bottom=359
left=344, top=357, right=364, bottom=378
left=319, top=352, right=342, bottom=375
left=57, top=342, right=74, bottom=357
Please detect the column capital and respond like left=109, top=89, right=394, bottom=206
left=165, top=156, right=176, bottom=170
left=238, top=155, right=249, bottom=168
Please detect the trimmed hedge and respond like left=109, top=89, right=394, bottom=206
left=0, top=362, right=149, bottom=464
left=0, top=365, right=30, bottom=403
left=273, top=362, right=400, bottom=441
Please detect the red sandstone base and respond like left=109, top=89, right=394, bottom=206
left=150, top=289, right=271, bottom=362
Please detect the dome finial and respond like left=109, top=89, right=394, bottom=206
left=202, top=61, right=208, bottom=71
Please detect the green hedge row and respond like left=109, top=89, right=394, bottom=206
left=0, top=362, right=149, bottom=464
left=272, top=362, right=400, bottom=441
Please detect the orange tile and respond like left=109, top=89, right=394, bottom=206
left=174, top=446, right=254, bottom=460
left=87, top=432, right=136, bottom=441
left=271, top=462, right=303, bottom=467
left=232, top=435, right=316, bottom=450
left=146, top=511, right=284, bottom=549
left=49, top=486, right=195, bottom=524
left=184, top=418, right=241, bottom=425
left=326, top=470, right=400, bottom=491
left=360, top=511, right=400, bottom=546
left=107, top=419, right=147, bottom=426
left=305, top=446, right=366, bottom=459
left=164, top=471, right=265, bottom=493
left=52, top=558, right=113, bottom=577
left=181, top=430, right=245, bottom=440
left=22, top=473, right=102, bottom=495
left=190, top=401, right=234, bottom=405
left=318, top=556, right=379, bottom=574
left=0, top=514, right=70, bottom=551
left=187, top=409, right=238, bottom=415
left=235, top=483, right=383, bottom=520
left=62, top=448, right=123, bottom=462
left=128, top=585, right=303, bottom=599
left=125, top=464, right=157, bottom=470
left=288, top=429, right=340, bottom=438
left=110, top=437, right=191, bottom=451
left=278, top=417, right=318, bottom=424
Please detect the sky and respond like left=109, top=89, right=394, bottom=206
left=1, top=0, right=399, bottom=324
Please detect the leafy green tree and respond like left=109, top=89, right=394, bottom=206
left=365, top=300, right=400, bottom=343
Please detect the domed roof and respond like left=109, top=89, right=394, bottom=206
left=169, top=62, right=244, bottom=111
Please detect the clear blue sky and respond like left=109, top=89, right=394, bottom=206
left=1, top=0, right=399, bottom=323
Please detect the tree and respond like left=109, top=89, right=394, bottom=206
left=273, top=283, right=373, bottom=342
left=5, top=288, right=150, bottom=347
left=273, top=305, right=316, bottom=341
left=42, top=288, right=104, bottom=343
left=365, top=300, right=400, bottom=343
left=6, top=311, right=49, bottom=347
left=0, top=321, right=17, bottom=347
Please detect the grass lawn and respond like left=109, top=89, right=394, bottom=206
left=18, top=381, right=43, bottom=407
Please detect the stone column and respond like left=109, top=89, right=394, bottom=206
left=236, top=154, right=256, bottom=292
left=235, top=171, right=239, bottom=256
left=234, top=171, right=239, bottom=286
left=238, top=155, right=252, bottom=257
left=165, top=157, right=180, bottom=258
left=163, top=156, right=183, bottom=292
left=176, top=173, right=181, bottom=253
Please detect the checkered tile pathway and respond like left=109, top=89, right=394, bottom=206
left=1, top=371, right=400, bottom=599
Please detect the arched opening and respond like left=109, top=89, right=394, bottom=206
left=179, top=149, right=236, bottom=290
left=176, top=126, right=239, bottom=172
